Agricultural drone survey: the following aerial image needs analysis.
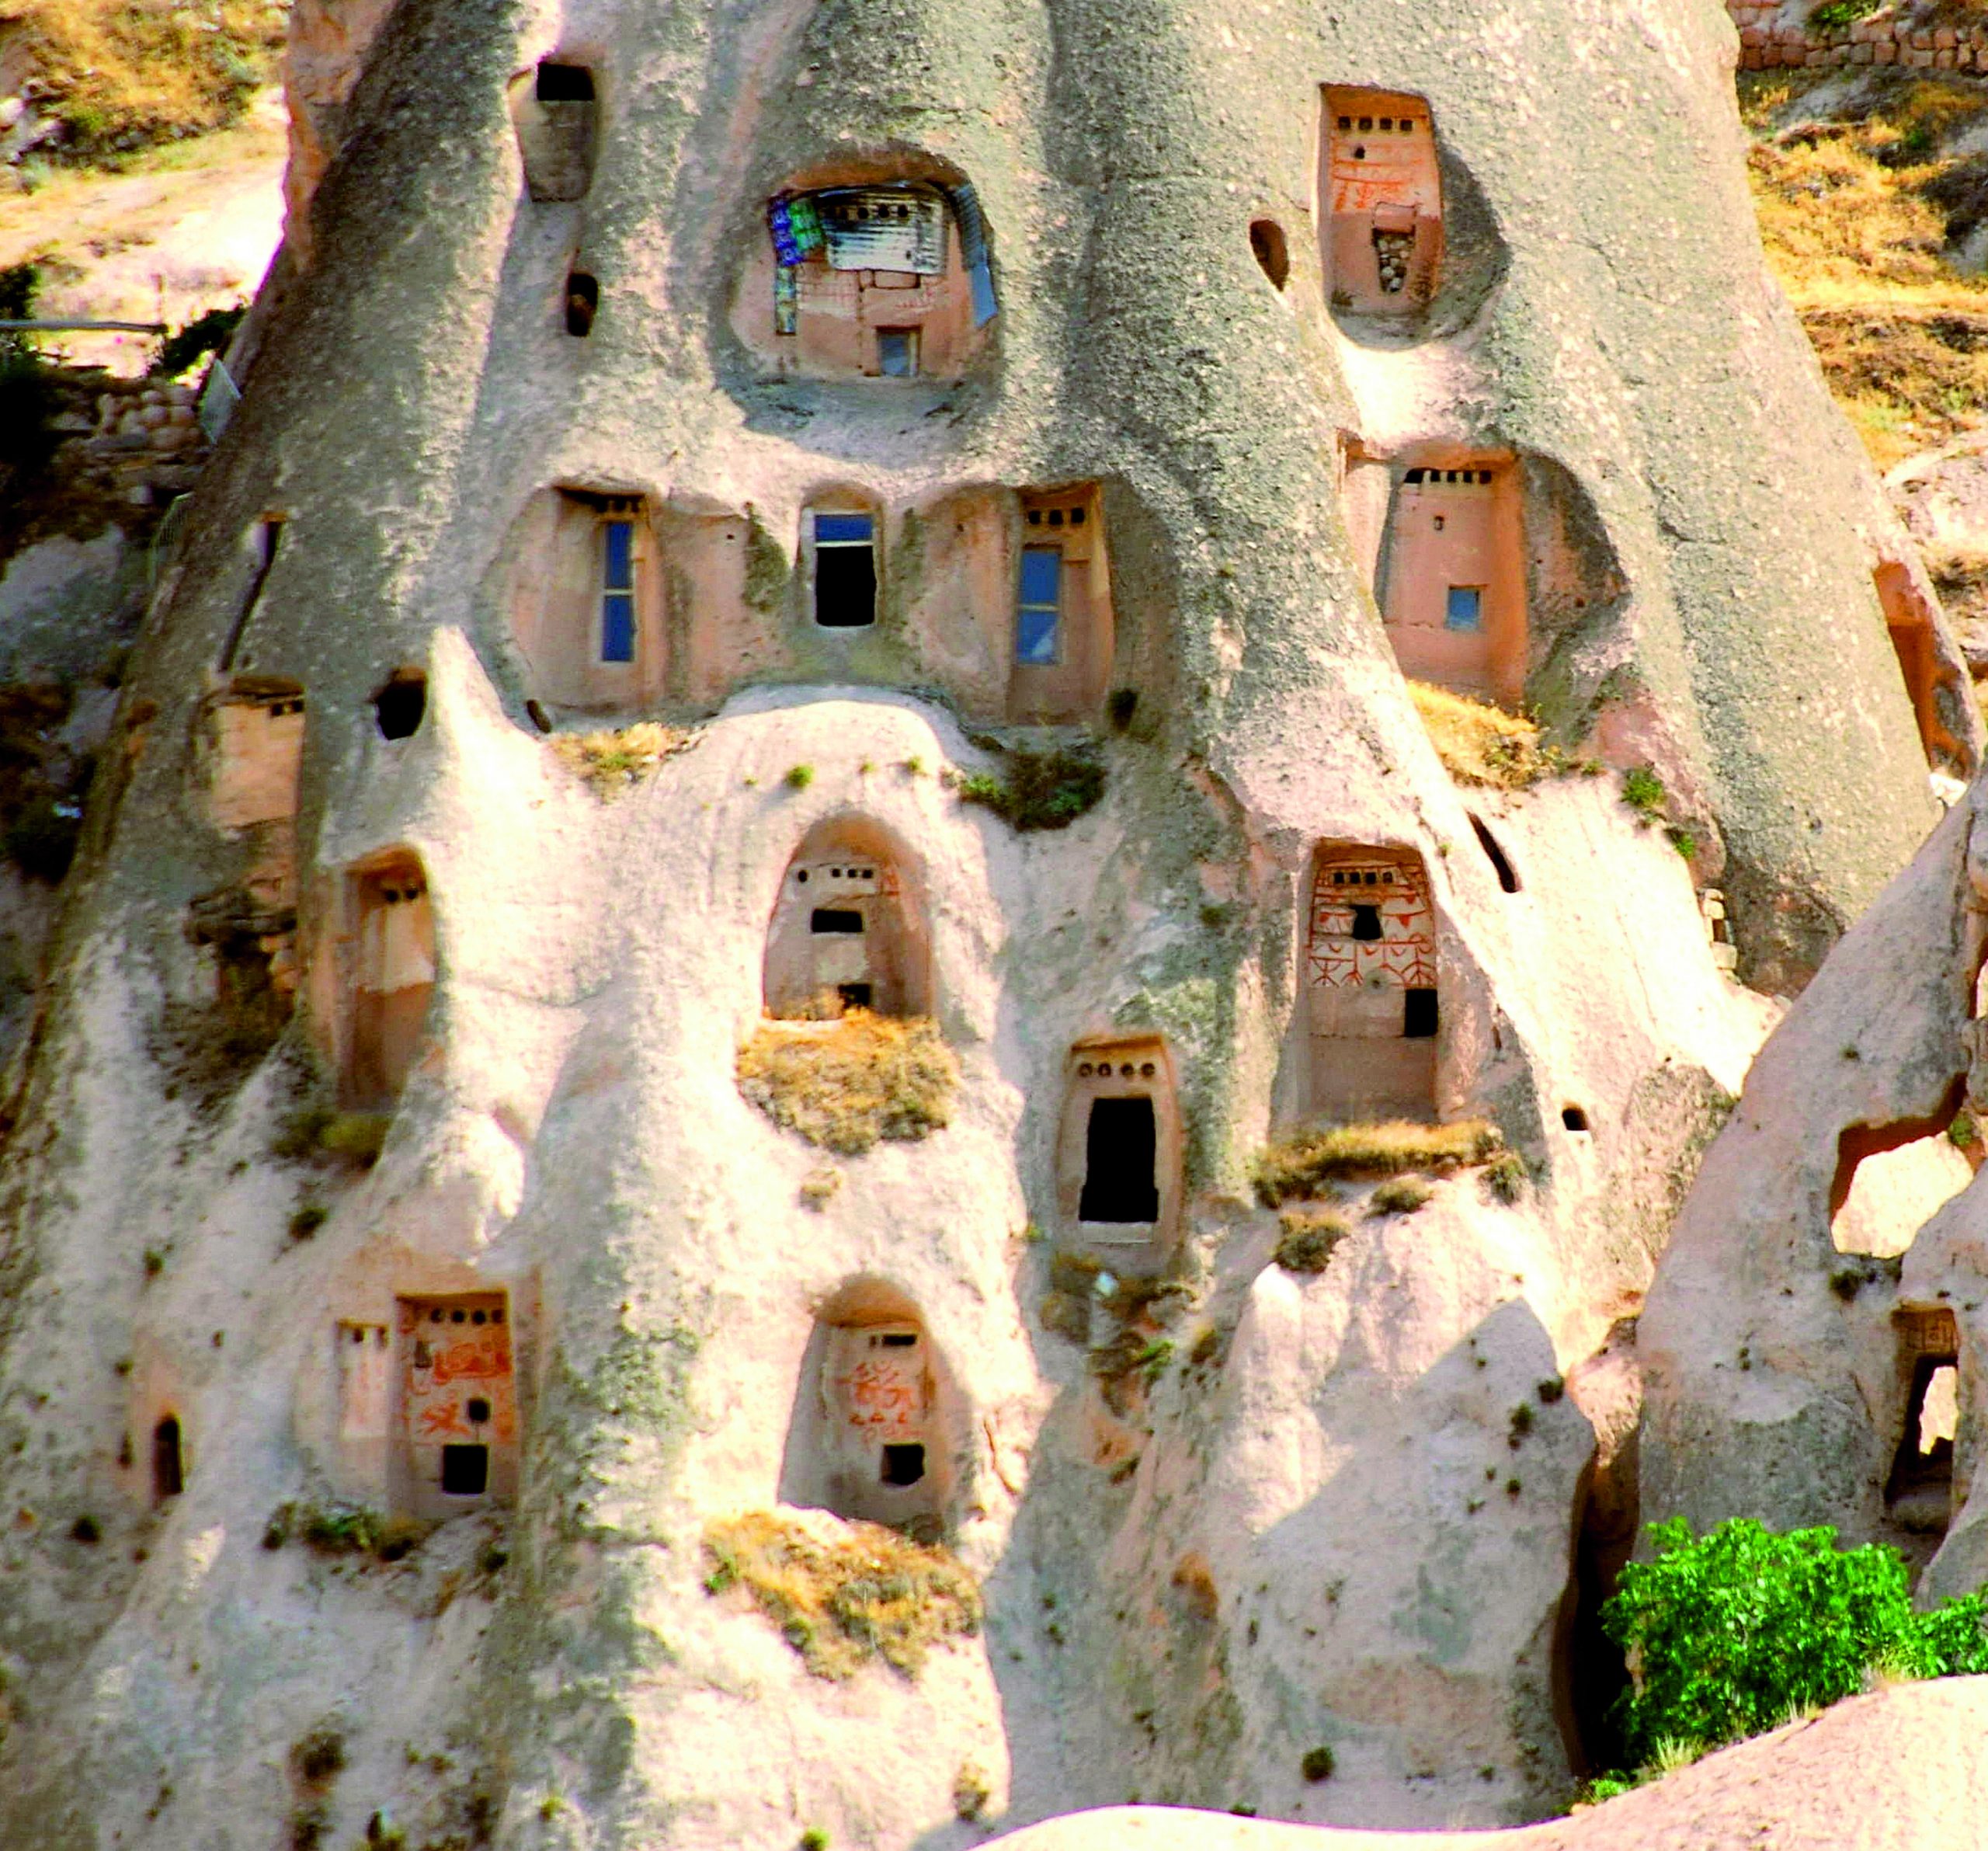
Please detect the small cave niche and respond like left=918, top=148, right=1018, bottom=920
left=152, top=1414, right=184, bottom=1502
left=509, top=58, right=598, bottom=203
left=1887, top=1308, right=1960, bottom=1538
left=371, top=670, right=426, bottom=741
left=1249, top=217, right=1290, bottom=291
left=1321, top=88, right=1442, bottom=322
left=1468, top=812, right=1520, bottom=892
left=1058, top=1035, right=1180, bottom=1254
left=739, top=167, right=997, bottom=381
left=391, top=1293, right=516, bottom=1519
left=778, top=1280, right=954, bottom=1540
left=1009, top=485, right=1114, bottom=723
left=805, top=497, right=880, bottom=630
left=1561, top=1105, right=1590, bottom=1133
left=1305, top=844, right=1439, bottom=1122
left=565, top=270, right=599, bottom=338
left=201, top=677, right=304, bottom=833
left=506, top=488, right=665, bottom=710
left=763, top=816, right=930, bottom=1020
left=1377, top=458, right=1527, bottom=705
left=339, top=850, right=436, bottom=1109
left=1556, top=1433, right=1638, bottom=1779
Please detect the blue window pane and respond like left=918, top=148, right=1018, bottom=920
left=814, top=513, right=873, bottom=545
left=1016, top=607, right=1060, bottom=666
left=1020, top=546, right=1062, bottom=610
left=601, top=593, right=635, bottom=663
left=603, top=520, right=634, bottom=591
left=1445, top=586, right=1483, bottom=632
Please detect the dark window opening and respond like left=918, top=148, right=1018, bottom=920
left=1080, top=1095, right=1160, bottom=1223
left=372, top=672, right=426, bottom=740
left=536, top=61, right=595, bottom=102
left=811, top=908, right=864, bottom=934
left=1350, top=903, right=1382, bottom=941
left=1249, top=218, right=1290, bottom=291
left=1403, top=988, right=1439, bottom=1039
left=813, top=516, right=877, bottom=628
left=1562, top=1106, right=1590, bottom=1133
left=1469, top=813, right=1520, bottom=892
left=152, top=1416, right=183, bottom=1501
left=880, top=1332, right=917, bottom=1348
left=836, top=982, right=873, bottom=1011
left=466, top=1397, right=492, bottom=1425
left=440, top=1443, right=490, bottom=1496
left=565, top=271, right=598, bottom=337
left=881, top=1442, right=926, bottom=1487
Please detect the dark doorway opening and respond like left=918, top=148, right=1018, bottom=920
left=565, top=271, right=598, bottom=337
left=152, top=1416, right=183, bottom=1501
left=881, top=1442, right=927, bottom=1487
left=836, top=982, right=873, bottom=1011
left=1403, top=987, right=1439, bottom=1039
left=1249, top=218, right=1290, bottom=290
left=372, top=671, right=426, bottom=740
left=814, top=518, right=877, bottom=628
left=536, top=61, right=595, bottom=102
left=811, top=909, right=864, bottom=934
left=1080, top=1096, right=1159, bottom=1223
left=441, top=1444, right=490, bottom=1496
left=1350, top=903, right=1382, bottom=941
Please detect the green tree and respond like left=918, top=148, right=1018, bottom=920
left=1602, top=1519, right=1988, bottom=1769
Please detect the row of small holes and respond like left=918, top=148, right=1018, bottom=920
left=1338, top=115, right=1416, bottom=134
left=1404, top=468, right=1496, bottom=485
left=1076, top=1060, right=1158, bottom=1079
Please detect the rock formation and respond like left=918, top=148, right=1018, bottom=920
left=0, top=0, right=1969, bottom=1846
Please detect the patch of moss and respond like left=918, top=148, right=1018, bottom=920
left=1369, top=1176, right=1434, bottom=1216
left=954, top=746, right=1105, bottom=832
left=737, top=1013, right=957, bottom=1155
left=703, top=1510, right=981, bottom=1681
left=1254, top=1119, right=1503, bottom=1206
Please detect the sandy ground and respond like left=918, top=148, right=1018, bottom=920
left=988, top=1676, right=1988, bottom=1851
left=0, top=89, right=285, bottom=374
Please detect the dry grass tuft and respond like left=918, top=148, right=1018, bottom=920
left=551, top=722, right=694, bottom=798
left=1407, top=683, right=1574, bottom=789
left=737, top=1012, right=957, bottom=1155
left=1274, top=1208, right=1352, bottom=1274
left=1255, top=1119, right=1503, bottom=1207
left=703, top=1510, right=982, bottom=1681
left=0, top=0, right=285, bottom=167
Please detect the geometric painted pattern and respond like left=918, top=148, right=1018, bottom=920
left=1309, top=853, right=1437, bottom=991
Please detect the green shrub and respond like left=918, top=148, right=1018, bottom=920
left=1950, top=1110, right=1979, bottom=1150
left=1601, top=1518, right=1988, bottom=1769
left=1300, top=1745, right=1335, bottom=1782
left=785, top=764, right=815, bottom=790
left=1811, top=0, right=1880, bottom=28
left=1369, top=1177, right=1434, bottom=1216
left=287, top=1203, right=328, bottom=1242
left=1482, top=1152, right=1527, bottom=1203
left=955, top=746, right=1105, bottom=832
left=1621, top=766, right=1667, bottom=826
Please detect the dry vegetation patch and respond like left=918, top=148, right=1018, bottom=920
left=1407, top=683, right=1577, bottom=788
left=0, top=0, right=285, bottom=169
left=551, top=722, right=695, bottom=798
left=1254, top=1119, right=1503, bottom=1206
left=703, top=1510, right=982, bottom=1681
left=1740, top=71, right=1988, bottom=464
left=1274, top=1208, right=1352, bottom=1273
left=736, top=1012, right=957, bottom=1154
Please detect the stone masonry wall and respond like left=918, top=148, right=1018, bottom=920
left=1728, top=2, right=1988, bottom=73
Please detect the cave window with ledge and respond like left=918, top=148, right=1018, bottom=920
left=1058, top=1035, right=1180, bottom=1257
left=1378, top=462, right=1527, bottom=705
left=1887, top=1308, right=1959, bottom=1538
left=506, top=489, right=664, bottom=712
left=1009, top=485, right=1113, bottom=723
left=509, top=59, right=597, bottom=203
left=340, top=851, right=436, bottom=1109
left=780, top=1286, right=953, bottom=1539
left=1321, top=88, right=1442, bottom=320
left=805, top=503, right=879, bottom=630
left=1306, top=846, right=1440, bottom=1123
left=745, top=175, right=996, bottom=380
left=393, top=1293, right=516, bottom=1520
left=763, top=818, right=929, bottom=1020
